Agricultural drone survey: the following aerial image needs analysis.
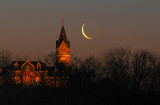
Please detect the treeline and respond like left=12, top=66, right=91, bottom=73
left=42, top=47, right=160, bottom=94
left=1, top=48, right=160, bottom=93
left=1, top=48, right=160, bottom=104
left=69, top=48, right=160, bottom=94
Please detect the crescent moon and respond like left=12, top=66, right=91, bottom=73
left=82, top=24, right=93, bottom=39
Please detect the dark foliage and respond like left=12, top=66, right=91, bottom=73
left=1, top=48, right=160, bottom=105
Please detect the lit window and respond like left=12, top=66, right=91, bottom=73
left=60, top=57, right=66, bottom=62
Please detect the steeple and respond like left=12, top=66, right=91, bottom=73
left=62, top=18, right=64, bottom=27
left=56, top=19, right=70, bottom=48
left=56, top=19, right=70, bottom=67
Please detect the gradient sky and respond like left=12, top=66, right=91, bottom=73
left=0, top=0, right=160, bottom=60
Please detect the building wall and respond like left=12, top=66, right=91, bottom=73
left=56, top=41, right=70, bottom=66
left=8, top=60, right=69, bottom=87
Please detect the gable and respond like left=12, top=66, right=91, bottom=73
left=21, top=60, right=35, bottom=71
left=10, top=61, right=46, bottom=71
left=14, top=62, right=19, bottom=68
left=59, top=41, right=67, bottom=48
left=57, top=41, right=70, bottom=54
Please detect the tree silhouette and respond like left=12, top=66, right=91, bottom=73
left=131, top=50, right=158, bottom=92
left=43, top=52, right=56, bottom=67
left=102, top=48, right=131, bottom=87
left=0, top=49, right=12, bottom=85
left=70, top=56, right=103, bottom=90
left=14, top=55, right=30, bottom=61
left=0, top=49, right=12, bottom=68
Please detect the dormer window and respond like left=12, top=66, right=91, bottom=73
left=14, top=62, right=19, bottom=70
left=37, top=62, right=41, bottom=71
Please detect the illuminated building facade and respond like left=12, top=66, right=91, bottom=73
left=7, top=21, right=70, bottom=87
left=9, top=60, right=48, bottom=86
left=56, top=20, right=70, bottom=67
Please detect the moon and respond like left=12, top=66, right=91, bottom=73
left=82, top=24, right=93, bottom=39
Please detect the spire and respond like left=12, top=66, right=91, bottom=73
left=62, top=18, right=64, bottom=27
left=56, top=19, right=70, bottom=48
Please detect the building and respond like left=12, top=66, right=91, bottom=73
left=56, top=20, right=70, bottom=67
left=9, top=60, right=48, bottom=86
left=7, top=20, right=70, bottom=87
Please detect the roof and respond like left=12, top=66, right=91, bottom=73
left=56, top=25, right=70, bottom=48
left=10, top=61, right=46, bottom=70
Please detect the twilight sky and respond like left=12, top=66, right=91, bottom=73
left=0, top=0, right=160, bottom=60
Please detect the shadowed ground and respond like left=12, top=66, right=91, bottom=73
left=0, top=79, right=160, bottom=105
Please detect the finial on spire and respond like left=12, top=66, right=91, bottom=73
left=62, top=18, right=64, bottom=27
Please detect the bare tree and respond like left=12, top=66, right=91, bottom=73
left=70, top=56, right=103, bottom=89
left=70, top=54, right=82, bottom=70
left=70, top=55, right=103, bottom=89
left=0, top=49, right=12, bottom=84
left=154, top=61, right=160, bottom=92
left=81, top=56, right=103, bottom=84
left=102, top=47, right=131, bottom=86
left=14, top=55, right=30, bottom=61
left=131, top=50, right=157, bottom=92
left=0, top=49, right=12, bottom=68
left=43, top=52, right=56, bottom=67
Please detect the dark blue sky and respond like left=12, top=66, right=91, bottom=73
left=0, top=0, right=160, bottom=60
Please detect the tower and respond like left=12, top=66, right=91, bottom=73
left=56, top=20, right=70, bottom=67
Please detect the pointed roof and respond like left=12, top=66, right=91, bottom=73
left=10, top=60, right=46, bottom=70
left=56, top=20, right=70, bottom=48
